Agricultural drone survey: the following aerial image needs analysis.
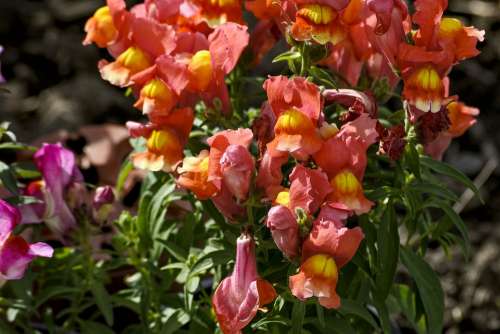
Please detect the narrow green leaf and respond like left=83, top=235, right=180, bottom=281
left=161, top=309, right=190, bottom=334
left=81, top=321, right=115, bottom=334
left=400, top=247, right=444, bottom=334
left=420, top=155, right=481, bottom=201
left=0, top=142, right=37, bottom=151
left=375, top=205, right=399, bottom=300
left=410, top=182, right=459, bottom=202
left=425, top=200, right=470, bottom=259
left=339, top=300, right=378, bottom=329
left=34, top=286, right=80, bottom=308
left=0, top=161, right=19, bottom=195
left=90, top=281, right=114, bottom=326
left=291, top=300, right=305, bottom=334
left=315, top=301, right=325, bottom=329
left=390, top=284, right=426, bottom=334
left=272, top=50, right=301, bottom=63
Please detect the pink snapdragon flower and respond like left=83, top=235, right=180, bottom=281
left=0, top=200, right=53, bottom=280
left=212, top=233, right=276, bottom=334
left=22, top=143, right=84, bottom=236
left=265, top=165, right=332, bottom=259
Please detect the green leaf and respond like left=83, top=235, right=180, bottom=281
left=420, top=155, right=481, bottom=202
left=34, top=286, right=80, bottom=308
left=0, top=161, right=19, bottom=195
left=116, top=159, right=133, bottom=198
left=291, top=300, right=305, bottom=334
left=161, top=309, right=190, bottom=334
left=81, top=321, right=115, bottom=334
left=410, top=182, right=459, bottom=202
left=339, top=300, right=378, bottom=329
left=156, top=239, right=187, bottom=262
left=390, top=284, right=426, bottom=334
left=0, top=142, right=37, bottom=151
left=309, top=66, right=337, bottom=88
left=273, top=50, right=301, bottom=63
left=425, top=200, right=470, bottom=259
left=400, top=247, right=444, bottom=334
left=315, top=301, right=325, bottom=329
left=375, top=205, right=399, bottom=300
left=322, top=315, right=356, bottom=334
left=405, top=143, right=421, bottom=179
left=190, top=250, right=233, bottom=277
left=91, top=281, right=114, bottom=326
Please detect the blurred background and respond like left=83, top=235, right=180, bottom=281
left=0, top=1, right=498, bottom=333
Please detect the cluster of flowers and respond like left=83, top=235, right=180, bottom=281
left=84, top=0, right=250, bottom=173
left=0, top=144, right=115, bottom=282
left=82, top=0, right=483, bottom=333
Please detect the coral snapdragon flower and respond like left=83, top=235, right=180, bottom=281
left=190, top=0, right=244, bottom=28
left=129, top=108, right=194, bottom=172
left=266, top=165, right=332, bottom=259
left=0, top=200, right=53, bottom=280
left=314, top=114, right=377, bottom=214
left=290, top=204, right=364, bottom=308
left=397, top=0, right=484, bottom=113
left=212, top=233, right=276, bottom=334
left=131, top=55, right=190, bottom=117
left=177, top=150, right=218, bottom=199
left=263, top=76, right=323, bottom=160
left=98, top=16, right=177, bottom=87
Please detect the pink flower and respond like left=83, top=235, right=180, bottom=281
left=212, top=233, right=276, bottom=334
left=266, top=165, right=332, bottom=259
left=22, top=143, right=84, bottom=236
left=207, top=129, right=254, bottom=201
left=289, top=205, right=364, bottom=309
left=0, top=200, right=53, bottom=280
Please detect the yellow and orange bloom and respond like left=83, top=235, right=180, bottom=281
left=83, top=6, right=119, bottom=47
left=403, top=65, right=445, bottom=113
left=190, top=0, right=244, bottom=28
left=328, top=170, right=373, bottom=215
left=99, top=46, right=153, bottom=87
left=290, top=205, right=364, bottom=308
left=397, top=0, right=484, bottom=113
left=187, top=50, right=214, bottom=92
left=292, top=4, right=345, bottom=45
left=134, top=78, right=177, bottom=115
left=130, top=108, right=194, bottom=172
left=177, top=150, right=218, bottom=199
left=263, top=76, right=323, bottom=160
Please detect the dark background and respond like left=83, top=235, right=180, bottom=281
left=0, top=1, right=498, bottom=333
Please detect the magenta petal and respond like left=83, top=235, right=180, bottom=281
left=33, top=143, right=82, bottom=234
left=0, top=200, right=20, bottom=242
left=0, top=236, right=33, bottom=280
left=29, top=242, right=54, bottom=258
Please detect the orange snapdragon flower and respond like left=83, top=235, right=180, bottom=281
left=83, top=6, right=119, bottom=48
left=263, top=76, right=323, bottom=160
left=129, top=108, right=194, bottom=172
left=314, top=114, right=377, bottom=214
left=398, top=0, right=484, bottom=113
left=290, top=204, right=364, bottom=308
left=177, top=150, right=218, bottom=199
